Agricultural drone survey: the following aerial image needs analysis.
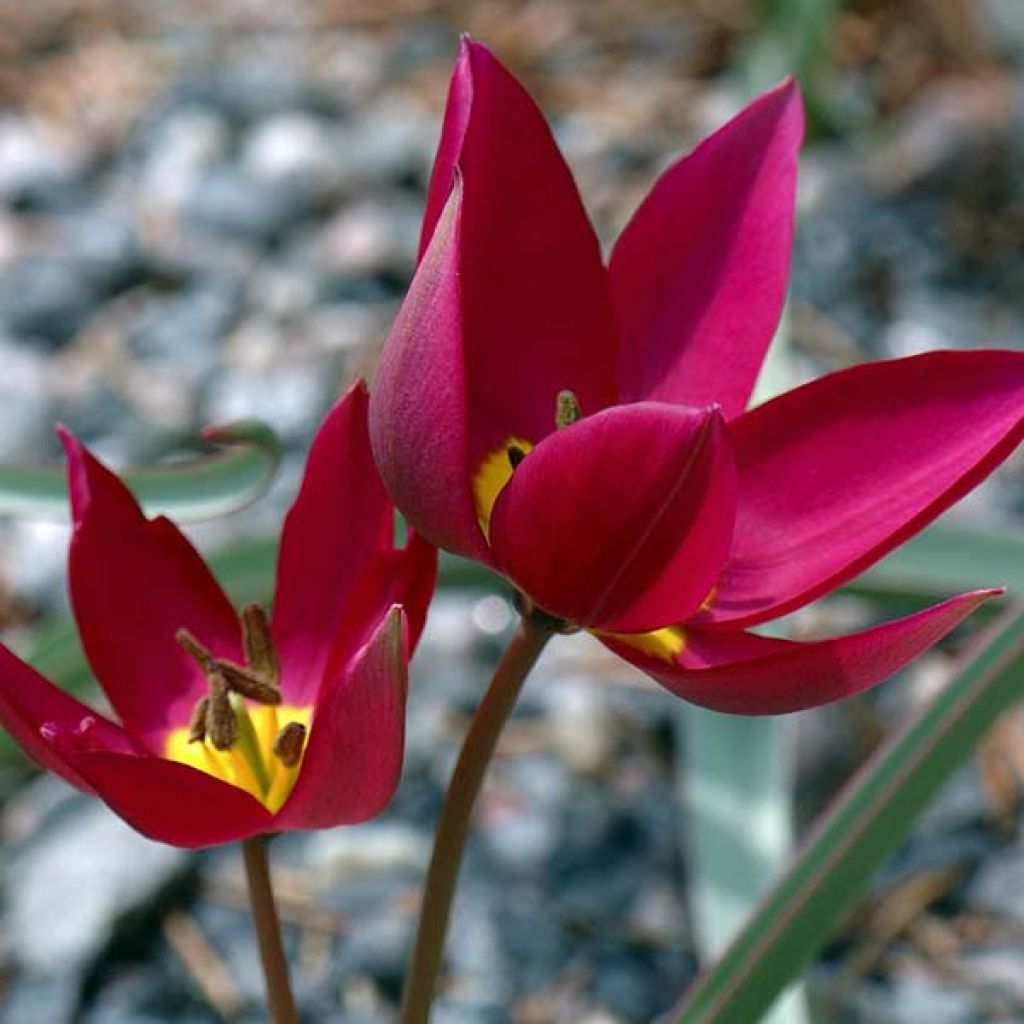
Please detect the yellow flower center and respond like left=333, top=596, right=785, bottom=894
left=165, top=604, right=312, bottom=812
left=166, top=701, right=312, bottom=813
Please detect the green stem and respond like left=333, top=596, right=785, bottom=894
left=400, top=616, right=553, bottom=1024
left=242, top=836, right=299, bottom=1024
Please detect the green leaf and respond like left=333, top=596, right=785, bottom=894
left=679, top=304, right=810, bottom=1024
left=853, top=520, right=1024, bottom=601
left=0, top=419, right=282, bottom=521
left=669, top=601, right=1024, bottom=1024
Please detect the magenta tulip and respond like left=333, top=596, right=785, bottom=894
left=370, top=39, right=1024, bottom=714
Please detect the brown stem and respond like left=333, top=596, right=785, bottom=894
left=242, top=836, right=299, bottom=1024
left=400, top=616, right=553, bottom=1024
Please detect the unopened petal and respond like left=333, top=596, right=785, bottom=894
left=489, top=402, right=736, bottom=631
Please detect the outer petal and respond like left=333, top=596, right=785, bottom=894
left=273, top=381, right=393, bottom=703
left=61, top=431, right=244, bottom=747
left=610, top=79, right=803, bottom=416
left=45, top=734, right=273, bottom=847
left=419, top=36, right=472, bottom=256
left=371, top=185, right=486, bottom=562
left=428, top=39, right=618, bottom=466
left=273, top=607, right=407, bottom=831
left=0, top=644, right=141, bottom=792
left=489, top=403, right=736, bottom=631
left=706, top=351, right=1024, bottom=627
left=605, top=590, right=997, bottom=714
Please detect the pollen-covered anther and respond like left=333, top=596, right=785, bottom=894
left=555, top=389, right=581, bottom=429
left=215, top=661, right=281, bottom=705
left=272, top=721, right=307, bottom=768
left=187, top=696, right=209, bottom=744
left=242, top=603, right=280, bottom=687
left=205, top=672, right=238, bottom=750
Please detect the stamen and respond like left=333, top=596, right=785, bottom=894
left=176, top=628, right=215, bottom=671
left=272, top=722, right=307, bottom=768
left=507, top=444, right=526, bottom=469
left=205, top=671, right=238, bottom=751
left=555, top=389, right=581, bottom=428
left=241, top=604, right=280, bottom=688
left=215, top=661, right=282, bottom=705
left=187, top=696, right=209, bottom=744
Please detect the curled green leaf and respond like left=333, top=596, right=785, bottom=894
left=0, top=419, right=282, bottom=522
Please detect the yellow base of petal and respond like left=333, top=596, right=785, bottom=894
left=166, top=704, right=312, bottom=812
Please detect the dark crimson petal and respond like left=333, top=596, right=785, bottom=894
left=606, top=590, right=997, bottom=714
left=610, top=79, right=803, bottom=417
left=489, top=402, right=736, bottom=631
left=273, top=381, right=394, bottom=704
left=313, top=532, right=437, bottom=689
left=0, top=644, right=142, bottom=792
left=274, top=607, right=407, bottom=831
left=47, top=738, right=273, bottom=848
left=705, top=350, right=1024, bottom=627
left=61, top=431, right=243, bottom=748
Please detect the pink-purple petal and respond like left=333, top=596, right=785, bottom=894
left=438, top=39, right=618, bottom=465
left=273, top=381, right=393, bottom=704
left=274, top=607, right=407, bottom=831
left=489, top=402, right=736, bottom=630
left=61, top=431, right=243, bottom=748
left=705, top=350, right=1024, bottom=627
left=371, top=185, right=488, bottom=562
left=606, top=589, right=997, bottom=714
left=610, top=79, right=803, bottom=417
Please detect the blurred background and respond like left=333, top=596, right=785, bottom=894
left=0, top=1, right=1022, bottom=1021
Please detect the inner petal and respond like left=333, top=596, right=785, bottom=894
left=165, top=703, right=312, bottom=813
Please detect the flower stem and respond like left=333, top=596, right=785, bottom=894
left=400, top=616, right=553, bottom=1024
left=242, top=835, right=299, bottom=1024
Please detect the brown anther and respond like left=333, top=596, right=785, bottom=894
left=272, top=722, right=307, bottom=768
left=215, top=660, right=282, bottom=706
left=205, top=672, right=238, bottom=751
left=555, top=389, right=581, bottom=429
left=241, top=604, right=280, bottom=688
left=187, top=696, right=210, bottom=744
left=507, top=444, right=526, bottom=469
left=176, top=628, right=215, bottom=672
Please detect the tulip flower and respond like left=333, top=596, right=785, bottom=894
left=0, top=382, right=436, bottom=847
left=370, top=39, right=1024, bottom=714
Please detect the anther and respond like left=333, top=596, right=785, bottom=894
left=241, top=604, right=280, bottom=688
left=272, top=722, right=307, bottom=768
left=507, top=444, right=526, bottom=469
left=205, top=672, right=238, bottom=751
left=176, top=628, right=215, bottom=672
left=555, top=389, right=581, bottom=429
left=187, top=696, right=209, bottom=744
left=215, top=661, right=282, bottom=705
